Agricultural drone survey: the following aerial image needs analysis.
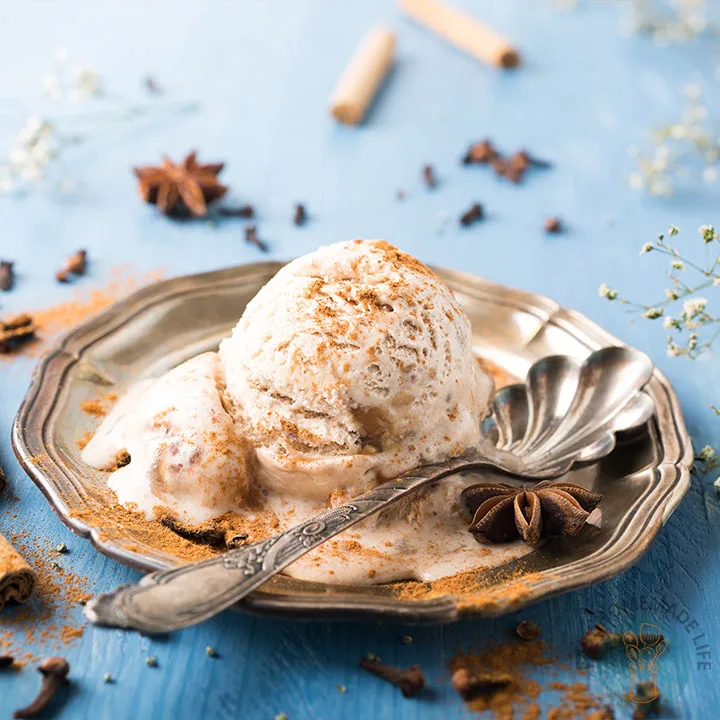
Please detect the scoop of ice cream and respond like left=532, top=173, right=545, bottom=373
left=82, top=352, right=253, bottom=524
left=219, top=239, right=493, bottom=499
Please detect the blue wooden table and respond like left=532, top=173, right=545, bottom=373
left=1, top=1, right=719, bottom=718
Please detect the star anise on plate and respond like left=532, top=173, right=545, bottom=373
left=460, top=480, right=602, bottom=546
left=133, top=151, right=228, bottom=217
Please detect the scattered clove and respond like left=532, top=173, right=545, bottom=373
left=544, top=217, right=563, bottom=234
left=0, top=314, right=36, bottom=354
left=515, top=620, right=541, bottom=641
left=359, top=658, right=425, bottom=698
left=1, top=655, right=15, bottom=669
left=293, top=203, right=307, bottom=226
left=422, top=164, right=437, bottom=189
left=581, top=624, right=664, bottom=660
left=451, top=667, right=512, bottom=701
left=0, top=260, right=14, bottom=291
left=217, top=205, right=254, bottom=218
left=56, top=249, right=87, bottom=283
left=245, top=225, right=268, bottom=253
left=144, top=76, right=162, bottom=95
left=0, top=465, right=6, bottom=494
left=462, top=140, right=498, bottom=165
left=459, top=203, right=484, bottom=227
left=13, top=656, right=70, bottom=719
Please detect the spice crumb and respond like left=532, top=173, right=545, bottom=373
left=103, top=673, right=113, bottom=684
left=54, top=543, right=68, bottom=555
left=402, top=635, right=413, bottom=645
left=336, top=684, right=347, bottom=694
left=205, top=646, right=218, bottom=658
left=145, top=656, right=158, bottom=668
left=422, top=164, right=437, bottom=189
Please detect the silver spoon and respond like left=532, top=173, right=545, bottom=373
left=84, top=346, right=654, bottom=634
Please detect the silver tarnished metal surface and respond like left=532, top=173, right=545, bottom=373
left=12, top=263, right=693, bottom=623
left=82, top=347, right=655, bottom=633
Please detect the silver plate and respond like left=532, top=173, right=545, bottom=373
left=12, top=263, right=693, bottom=623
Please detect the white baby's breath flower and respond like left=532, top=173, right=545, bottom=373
left=714, top=476, right=720, bottom=494
left=640, top=242, right=653, bottom=254
left=668, top=224, right=680, bottom=236
left=700, top=224, right=718, bottom=243
left=671, top=260, right=685, bottom=270
left=71, top=65, right=101, bottom=100
left=713, top=277, right=720, bottom=286
left=699, top=445, right=716, bottom=461
left=683, top=297, right=708, bottom=317
left=667, top=341, right=680, bottom=358
left=665, top=288, right=679, bottom=300
left=663, top=316, right=675, bottom=329
left=598, top=283, right=617, bottom=300
left=43, top=72, right=63, bottom=99
left=643, top=308, right=663, bottom=319
left=628, top=172, right=644, bottom=190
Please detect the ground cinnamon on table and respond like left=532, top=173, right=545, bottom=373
left=451, top=638, right=609, bottom=719
left=0, top=266, right=163, bottom=362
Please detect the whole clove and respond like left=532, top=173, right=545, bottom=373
left=459, top=203, right=484, bottom=227
left=515, top=620, right=541, bottom=641
left=115, top=450, right=131, bottom=468
left=544, top=217, right=563, bottom=234
left=56, top=249, right=87, bottom=283
left=0, top=465, right=6, bottom=494
left=226, top=533, right=249, bottom=549
left=293, top=203, right=307, bottom=226
left=0, top=314, right=36, bottom=354
left=0, top=261, right=14, bottom=291
left=1, top=655, right=15, bottom=669
left=451, top=667, right=512, bottom=701
left=144, top=76, right=162, bottom=95
left=13, top=656, right=70, bottom=719
left=245, top=225, right=268, bottom=253
left=359, top=658, right=425, bottom=698
left=462, top=140, right=497, bottom=165
left=217, top=205, right=254, bottom=219
left=422, top=164, right=437, bottom=189
left=581, top=624, right=665, bottom=660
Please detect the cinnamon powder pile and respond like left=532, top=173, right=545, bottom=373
left=451, top=638, right=610, bottom=719
left=0, top=532, right=91, bottom=664
left=1, top=266, right=163, bottom=362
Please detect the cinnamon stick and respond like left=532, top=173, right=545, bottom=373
left=398, top=0, right=520, bottom=69
left=0, top=533, right=36, bottom=612
left=330, top=26, right=396, bottom=125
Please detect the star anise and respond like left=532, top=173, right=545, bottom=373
left=133, top=151, right=228, bottom=217
left=461, top=480, right=602, bottom=546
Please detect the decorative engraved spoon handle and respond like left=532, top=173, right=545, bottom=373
left=84, top=345, right=654, bottom=634
left=84, top=450, right=493, bottom=634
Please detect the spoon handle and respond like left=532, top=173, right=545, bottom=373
left=84, top=451, right=486, bottom=634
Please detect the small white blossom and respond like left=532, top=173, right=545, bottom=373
left=643, top=308, right=663, bottom=319
left=640, top=242, right=653, bottom=254
left=714, top=476, right=720, bottom=494
left=667, top=341, right=680, bottom=358
left=683, top=297, right=708, bottom=317
left=665, top=288, right=679, bottom=300
left=671, top=260, right=685, bottom=270
left=668, top=224, right=680, bottom=236
left=713, top=277, right=720, bottom=286
left=71, top=64, right=101, bottom=101
left=699, top=445, right=716, bottom=461
left=43, top=72, right=63, bottom=100
left=663, top=316, right=675, bottom=329
left=628, top=172, right=644, bottom=190
left=598, top=283, right=618, bottom=300
left=700, top=225, right=718, bottom=243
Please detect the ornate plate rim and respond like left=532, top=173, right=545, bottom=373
left=11, top=263, right=693, bottom=623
